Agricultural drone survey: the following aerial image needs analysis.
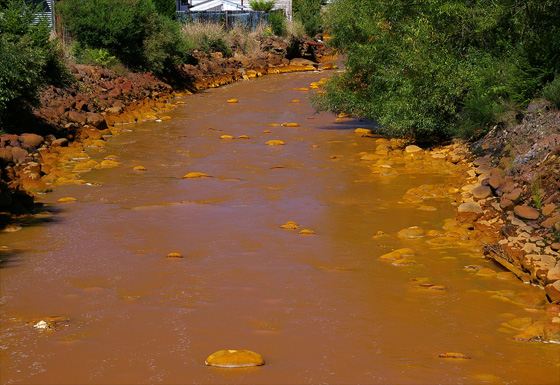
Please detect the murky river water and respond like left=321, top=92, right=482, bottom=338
left=1, top=72, right=559, bottom=384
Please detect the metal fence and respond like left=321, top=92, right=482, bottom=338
left=177, top=10, right=268, bottom=30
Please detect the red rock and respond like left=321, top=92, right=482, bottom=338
left=488, top=174, right=504, bottom=189
left=10, top=147, right=28, bottom=163
left=86, top=113, right=107, bottom=129
left=0, top=147, right=13, bottom=163
left=51, top=138, right=68, bottom=147
left=472, top=185, right=492, bottom=199
left=542, top=203, right=556, bottom=217
left=500, top=197, right=513, bottom=210
left=541, top=215, right=560, bottom=229
left=513, top=205, right=540, bottom=220
left=504, top=188, right=522, bottom=202
left=551, top=243, right=560, bottom=251
left=67, top=111, right=87, bottom=125
left=545, top=281, right=560, bottom=303
left=19, top=133, right=44, bottom=149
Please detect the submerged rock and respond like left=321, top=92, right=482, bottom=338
left=182, top=172, right=210, bottom=179
left=438, top=352, right=471, bottom=360
left=205, top=349, right=264, bottom=368
left=266, top=140, right=285, bottom=146
left=280, top=221, right=299, bottom=230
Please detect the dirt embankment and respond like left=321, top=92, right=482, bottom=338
left=0, top=37, right=334, bottom=221
left=447, top=100, right=560, bottom=304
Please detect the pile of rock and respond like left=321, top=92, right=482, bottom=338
left=454, top=155, right=560, bottom=303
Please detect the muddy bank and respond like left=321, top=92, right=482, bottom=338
left=0, top=37, right=334, bottom=219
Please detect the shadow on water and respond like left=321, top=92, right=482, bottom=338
left=317, top=117, right=379, bottom=131
left=0, top=247, right=25, bottom=269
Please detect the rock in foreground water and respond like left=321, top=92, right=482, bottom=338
left=205, top=349, right=264, bottom=368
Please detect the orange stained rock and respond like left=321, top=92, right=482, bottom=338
left=57, top=197, right=77, bottom=203
left=133, top=166, right=147, bottom=171
left=266, top=140, right=285, bottom=146
left=226, top=98, right=239, bottom=103
left=182, top=172, right=210, bottom=179
left=282, top=122, right=300, bottom=127
left=205, top=349, right=264, bottom=368
left=280, top=221, right=300, bottom=230
left=166, top=252, right=183, bottom=258
left=237, top=135, right=250, bottom=139
left=220, top=135, right=234, bottom=140
left=354, top=128, right=372, bottom=136
left=438, top=352, right=472, bottom=360
left=299, top=228, right=316, bottom=235
left=290, top=99, right=301, bottom=103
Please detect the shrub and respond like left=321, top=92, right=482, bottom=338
left=153, top=0, right=176, bottom=19
left=72, top=44, right=120, bottom=68
left=144, top=14, right=193, bottom=76
left=268, top=10, right=286, bottom=36
left=182, top=22, right=232, bottom=56
left=60, top=0, right=190, bottom=75
left=293, top=0, right=322, bottom=36
left=543, top=77, right=560, bottom=109
left=59, top=0, right=155, bottom=68
left=249, top=0, right=275, bottom=12
left=0, top=0, right=69, bottom=127
left=286, top=19, right=305, bottom=40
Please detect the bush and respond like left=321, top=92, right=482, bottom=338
left=0, top=0, right=69, bottom=127
left=268, top=10, right=286, bottom=36
left=153, top=0, right=176, bottom=19
left=144, top=14, right=193, bottom=76
left=182, top=22, right=232, bottom=56
left=317, top=0, right=559, bottom=141
left=72, top=44, right=120, bottom=68
left=59, top=0, right=154, bottom=68
left=60, top=0, right=190, bottom=75
left=543, top=77, right=560, bottom=109
left=249, top=0, right=275, bottom=12
left=293, top=0, right=322, bottom=36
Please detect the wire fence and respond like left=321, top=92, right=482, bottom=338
left=177, top=10, right=269, bottom=30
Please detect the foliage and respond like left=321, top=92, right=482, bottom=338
left=543, top=76, right=560, bottom=109
left=182, top=22, right=232, bottom=56
left=318, top=0, right=560, bottom=141
left=72, top=44, right=120, bottom=67
left=153, top=0, right=176, bottom=19
left=60, top=0, right=190, bottom=75
left=268, top=10, right=286, bottom=36
left=144, top=13, right=193, bottom=76
left=249, top=0, right=275, bottom=12
left=0, top=0, right=70, bottom=126
left=293, top=0, right=322, bottom=36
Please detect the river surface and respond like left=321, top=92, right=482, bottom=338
left=0, top=71, right=559, bottom=384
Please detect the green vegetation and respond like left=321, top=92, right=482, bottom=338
left=249, top=0, right=275, bottom=12
left=153, top=0, right=177, bottom=19
left=293, top=0, right=323, bottom=36
left=268, top=10, right=286, bottom=36
left=59, top=0, right=191, bottom=77
left=0, top=0, right=69, bottom=126
left=318, top=0, right=560, bottom=142
left=181, top=22, right=232, bottom=57
left=543, top=77, right=560, bottom=109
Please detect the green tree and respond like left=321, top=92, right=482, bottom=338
left=317, top=0, right=560, bottom=141
left=293, top=0, right=322, bottom=36
left=0, top=0, right=69, bottom=127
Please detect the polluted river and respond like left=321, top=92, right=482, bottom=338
left=0, top=71, right=558, bottom=384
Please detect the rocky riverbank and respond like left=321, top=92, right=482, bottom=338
left=0, top=36, right=334, bottom=223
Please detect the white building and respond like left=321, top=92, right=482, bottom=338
left=176, top=0, right=292, bottom=19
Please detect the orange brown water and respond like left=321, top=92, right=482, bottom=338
left=1, top=72, right=559, bottom=384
